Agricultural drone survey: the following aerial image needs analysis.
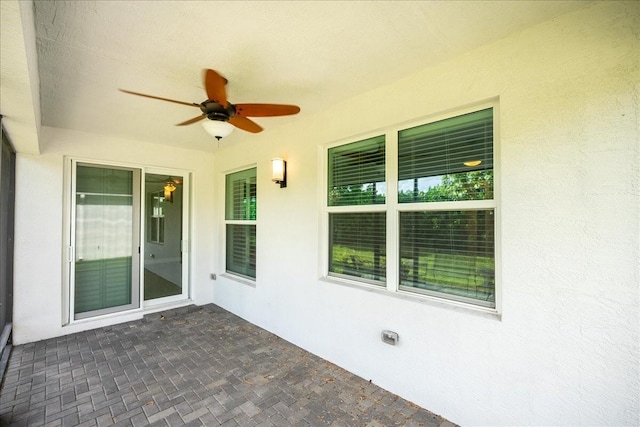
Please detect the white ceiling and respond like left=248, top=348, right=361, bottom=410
left=5, top=1, right=593, bottom=153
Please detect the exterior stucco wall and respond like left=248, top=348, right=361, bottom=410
left=210, top=2, right=639, bottom=425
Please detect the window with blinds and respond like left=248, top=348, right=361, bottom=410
left=226, top=224, right=256, bottom=278
left=398, top=108, right=493, bottom=203
left=226, top=168, right=257, bottom=221
left=398, top=108, right=495, bottom=307
left=327, top=135, right=386, bottom=285
left=399, top=210, right=495, bottom=307
left=328, top=135, right=386, bottom=206
left=329, top=212, right=386, bottom=284
left=225, top=168, right=257, bottom=279
left=325, top=105, right=496, bottom=309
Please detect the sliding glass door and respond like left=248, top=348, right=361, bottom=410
left=67, top=162, right=189, bottom=320
left=71, top=163, right=141, bottom=319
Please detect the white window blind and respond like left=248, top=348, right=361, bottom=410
left=398, top=108, right=493, bottom=203
left=328, top=135, right=386, bottom=206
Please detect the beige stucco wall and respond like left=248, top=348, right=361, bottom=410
left=210, top=2, right=639, bottom=425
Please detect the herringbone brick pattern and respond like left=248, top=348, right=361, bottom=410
left=0, top=304, right=454, bottom=426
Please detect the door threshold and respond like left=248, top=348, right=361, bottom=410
left=143, top=300, right=196, bottom=317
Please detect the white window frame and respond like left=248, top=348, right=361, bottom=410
left=321, top=101, right=501, bottom=314
left=224, top=166, right=257, bottom=282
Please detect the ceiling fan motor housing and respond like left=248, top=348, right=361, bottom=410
left=201, top=101, right=235, bottom=121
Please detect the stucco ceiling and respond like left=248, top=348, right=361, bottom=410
left=6, top=1, right=594, bottom=153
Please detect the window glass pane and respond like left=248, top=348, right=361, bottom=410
left=225, top=168, right=257, bottom=220
left=328, top=136, right=386, bottom=206
left=398, top=108, right=493, bottom=203
left=329, top=212, right=386, bottom=284
left=399, top=210, right=495, bottom=307
left=226, top=224, right=256, bottom=279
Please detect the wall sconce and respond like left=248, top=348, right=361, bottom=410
left=164, top=181, right=176, bottom=202
left=271, top=158, right=287, bottom=188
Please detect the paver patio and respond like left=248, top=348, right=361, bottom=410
left=0, top=304, right=455, bottom=426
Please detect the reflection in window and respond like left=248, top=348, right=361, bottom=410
left=149, top=191, right=165, bottom=244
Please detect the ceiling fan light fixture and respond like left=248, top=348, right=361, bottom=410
left=202, top=120, right=234, bottom=140
left=163, top=181, right=177, bottom=202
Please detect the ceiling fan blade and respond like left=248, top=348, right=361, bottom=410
left=175, top=115, right=206, bottom=126
left=119, top=89, right=199, bottom=107
left=235, top=103, right=301, bottom=117
left=204, top=69, right=228, bottom=107
left=229, top=116, right=263, bottom=133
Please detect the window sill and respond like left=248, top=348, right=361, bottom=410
left=320, top=275, right=501, bottom=320
left=220, top=273, right=256, bottom=288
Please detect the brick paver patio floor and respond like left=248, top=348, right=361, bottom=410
left=0, top=304, right=455, bottom=426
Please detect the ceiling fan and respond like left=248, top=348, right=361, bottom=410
left=119, top=69, right=300, bottom=139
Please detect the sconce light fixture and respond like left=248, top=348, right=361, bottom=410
left=271, top=158, right=287, bottom=188
left=202, top=120, right=234, bottom=140
left=164, top=181, right=177, bottom=202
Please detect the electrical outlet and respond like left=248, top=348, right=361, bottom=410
left=381, top=330, right=399, bottom=345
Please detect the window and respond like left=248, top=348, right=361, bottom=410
left=326, top=106, right=496, bottom=309
left=328, top=136, right=386, bottom=284
left=225, top=168, right=257, bottom=279
left=148, top=191, right=165, bottom=244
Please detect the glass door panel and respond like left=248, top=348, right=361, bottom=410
left=73, top=164, right=140, bottom=318
left=143, top=173, right=187, bottom=302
